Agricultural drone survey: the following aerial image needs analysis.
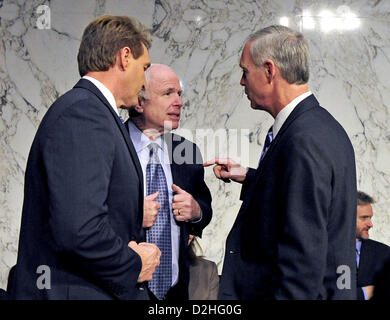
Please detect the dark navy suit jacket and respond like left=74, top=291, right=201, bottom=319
left=10, top=79, right=148, bottom=299
left=219, top=95, right=357, bottom=300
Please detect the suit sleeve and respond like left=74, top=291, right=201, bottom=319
left=240, top=168, right=256, bottom=201
left=42, top=100, right=141, bottom=299
left=272, top=134, right=332, bottom=299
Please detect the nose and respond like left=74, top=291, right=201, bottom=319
left=141, top=72, right=146, bottom=90
left=368, top=220, right=373, bottom=228
left=175, top=94, right=183, bottom=108
left=240, top=74, right=246, bottom=86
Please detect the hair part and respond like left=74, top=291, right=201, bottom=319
left=357, top=191, right=375, bottom=206
left=77, top=15, right=151, bottom=77
left=246, top=25, right=310, bottom=85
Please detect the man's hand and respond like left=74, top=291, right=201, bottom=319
left=171, top=184, right=201, bottom=222
left=128, top=241, right=161, bottom=283
left=143, top=192, right=160, bottom=228
left=203, top=158, right=247, bottom=183
left=364, top=285, right=374, bottom=299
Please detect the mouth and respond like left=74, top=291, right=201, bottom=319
left=167, top=112, right=180, bottom=121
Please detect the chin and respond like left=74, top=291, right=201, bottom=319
left=164, top=120, right=179, bottom=131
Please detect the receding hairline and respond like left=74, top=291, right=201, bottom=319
left=145, top=64, right=179, bottom=86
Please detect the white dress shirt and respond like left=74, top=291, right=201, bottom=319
left=128, top=120, right=180, bottom=287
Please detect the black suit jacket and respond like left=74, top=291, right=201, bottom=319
left=10, top=79, right=147, bottom=300
left=218, top=94, right=357, bottom=300
left=372, top=255, right=390, bottom=300
left=126, top=127, right=213, bottom=300
left=357, top=239, right=390, bottom=300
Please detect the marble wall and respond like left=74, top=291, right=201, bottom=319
left=0, top=0, right=389, bottom=288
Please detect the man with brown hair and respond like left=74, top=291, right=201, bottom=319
left=9, top=15, right=160, bottom=300
left=356, top=191, right=390, bottom=300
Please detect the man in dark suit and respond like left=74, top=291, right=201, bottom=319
left=204, top=25, right=357, bottom=299
left=127, top=64, right=212, bottom=300
left=355, top=191, right=390, bottom=300
left=9, top=15, right=160, bottom=300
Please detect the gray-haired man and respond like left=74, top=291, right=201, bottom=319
left=205, top=25, right=357, bottom=300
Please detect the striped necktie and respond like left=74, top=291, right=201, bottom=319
left=145, top=143, right=172, bottom=299
left=258, top=126, right=273, bottom=166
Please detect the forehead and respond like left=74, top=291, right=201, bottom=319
left=357, top=204, right=373, bottom=216
left=150, top=72, right=181, bottom=91
left=240, top=41, right=254, bottom=67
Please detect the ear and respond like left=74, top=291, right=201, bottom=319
left=118, top=47, right=134, bottom=71
left=263, top=59, right=277, bottom=83
left=134, top=97, right=145, bottom=113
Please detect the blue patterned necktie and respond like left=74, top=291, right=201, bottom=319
left=118, top=115, right=125, bottom=124
left=258, top=126, right=273, bottom=166
left=145, top=142, right=172, bottom=299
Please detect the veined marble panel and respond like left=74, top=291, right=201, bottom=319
left=0, top=0, right=389, bottom=288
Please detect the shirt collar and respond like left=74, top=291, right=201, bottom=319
left=82, top=76, right=119, bottom=116
left=273, top=91, right=312, bottom=138
left=128, top=120, right=164, bottom=153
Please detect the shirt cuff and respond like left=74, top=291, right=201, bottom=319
left=362, top=287, right=368, bottom=300
left=190, top=208, right=202, bottom=223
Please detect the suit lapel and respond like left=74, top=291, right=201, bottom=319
left=164, top=132, right=180, bottom=184
left=256, top=94, right=320, bottom=174
left=74, top=79, right=144, bottom=184
left=164, top=132, right=184, bottom=231
left=358, top=240, right=372, bottom=281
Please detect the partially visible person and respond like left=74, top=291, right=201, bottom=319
left=204, top=25, right=357, bottom=299
left=127, top=64, right=212, bottom=300
left=188, top=235, right=219, bottom=300
left=356, top=191, right=390, bottom=300
left=9, top=15, right=161, bottom=300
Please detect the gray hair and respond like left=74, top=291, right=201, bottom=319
left=246, top=25, right=310, bottom=85
left=357, top=191, right=375, bottom=206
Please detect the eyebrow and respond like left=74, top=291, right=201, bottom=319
left=161, top=87, right=182, bottom=94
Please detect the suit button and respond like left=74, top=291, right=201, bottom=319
left=139, top=287, right=145, bottom=291
left=229, top=250, right=235, bottom=254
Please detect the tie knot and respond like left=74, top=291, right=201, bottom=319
left=148, top=143, right=160, bottom=163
